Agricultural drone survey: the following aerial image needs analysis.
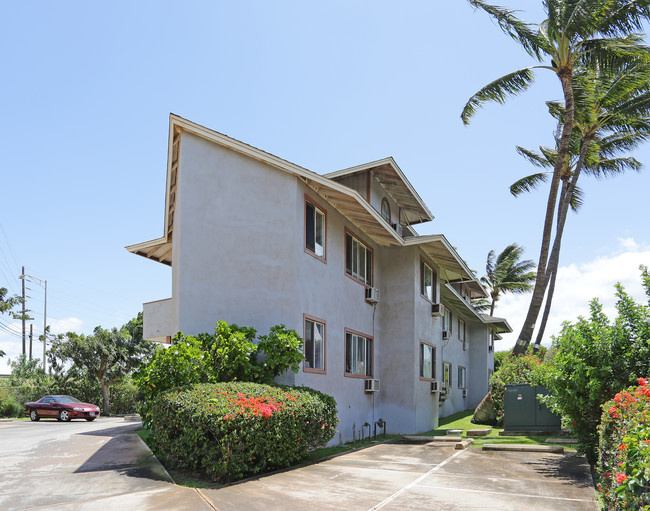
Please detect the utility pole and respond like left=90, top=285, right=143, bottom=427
left=21, top=266, right=25, bottom=355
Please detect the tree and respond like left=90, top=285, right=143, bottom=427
left=462, top=0, right=650, bottom=354
left=0, top=287, right=22, bottom=318
left=511, top=62, right=650, bottom=348
left=480, top=243, right=536, bottom=316
left=48, top=322, right=156, bottom=415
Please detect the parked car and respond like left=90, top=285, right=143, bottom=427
left=25, top=395, right=100, bottom=422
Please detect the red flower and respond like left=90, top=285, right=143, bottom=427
left=618, top=443, right=627, bottom=451
left=637, top=377, right=647, bottom=387
left=609, top=407, right=619, bottom=418
left=616, top=473, right=628, bottom=484
left=614, top=394, right=622, bottom=402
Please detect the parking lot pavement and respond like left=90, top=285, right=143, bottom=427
left=199, top=441, right=599, bottom=511
left=0, top=418, right=213, bottom=511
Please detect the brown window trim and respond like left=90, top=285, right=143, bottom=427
left=419, top=256, right=438, bottom=304
left=304, top=194, right=327, bottom=264
left=344, top=327, right=374, bottom=379
left=419, top=341, right=436, bottom=381
left=344, top=228, right=374, bottom=287
left=443, top=361, right=452, bottom=387
left=458, top=365, right=467, bottom=389
left=303, top=314, right=326, bottom=374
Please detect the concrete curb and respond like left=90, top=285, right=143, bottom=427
left=455, top=439, right=475, bottom=450
left=482, top=444, right=564, bottom=453
left=403, top=435, right=462, bottom=443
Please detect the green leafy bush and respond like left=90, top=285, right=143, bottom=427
left=597, top=378, right=650, bottom=510
left=543, top=267, right=650, bottom=462
left=0, top=387, right=24, bottom=418
left=149, top=382, right=337, bottom=482
left=485, top=351, right=547, bottom=425
left=134, top=320, right=304, bottom=425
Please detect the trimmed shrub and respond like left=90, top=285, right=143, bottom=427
left=149, top=382, right=337, bottom=482
left=476, top=351, right=546, bottom=426
left=597, top=378, right=650, bottom=510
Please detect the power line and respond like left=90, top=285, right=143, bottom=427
left=0, top=224, right=20, bottom=275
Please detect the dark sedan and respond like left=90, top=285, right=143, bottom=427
left=25, top=395, right=100, bottom=422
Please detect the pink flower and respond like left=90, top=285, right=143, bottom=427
left=616, top=473, right=628, bottom=484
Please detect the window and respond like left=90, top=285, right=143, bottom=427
left=420, top=260, right=436, bottom=302
left=304, top=317, right=325, bottom=373
left=345, top=232, right=372, bottom=285
left=420, top=342, right=436, bottom=380
left=489, top=330, right=494, bottom=352
left=458, top=318, right=466, bottom=342
left=381, top=198, right=391, bottom=223
left=458, top=366, right=466, bottom=388
left=305, top=199, right=326, bottom=259
left=443, top=308, right=452, bottom=333
left=345, top=331, right=373, bottom=377
left=443, top=362, right=452, bottom=386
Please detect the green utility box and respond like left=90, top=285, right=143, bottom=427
left=503, top=384, right=562, bottom=431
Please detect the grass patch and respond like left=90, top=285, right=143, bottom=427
left=136, top=428, right=399, bottom=488
left=414, top=410, right=579, bottom=449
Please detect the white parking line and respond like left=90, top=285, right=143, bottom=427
left=416, top=484, right=596, bottom=503
left=367, top=448, right=467, bottom=511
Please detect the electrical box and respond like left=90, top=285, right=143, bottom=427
left=503, top=384, right=562, bottom=431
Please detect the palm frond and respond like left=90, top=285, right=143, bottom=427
left=586, top=156, right=643, bottom=178
left=510, top=172, right=551, bottom=196
left=562, top=0, right=613, bottom=38
left=579, top=35, right=650, bottom=72
left=568, top=185, right=584, bottom=212
left=461, top=67, right=536, bottom=124
left=598, top=1, right=650, bottom=37
left=515, top=146, right=554, bottom=168
left=468, top=0, right=549, bottom=59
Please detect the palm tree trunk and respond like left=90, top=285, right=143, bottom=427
left=513, top=71, right=575, bottom=355
left=533, top=135, right=592, bottom=348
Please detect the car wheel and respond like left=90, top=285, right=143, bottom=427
left=29, top=409, right=40, bottom=422
left=58, top=410, right=71, bottom=422
left=85, top=417, right=96, bottom=422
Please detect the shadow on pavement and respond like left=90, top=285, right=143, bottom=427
left=523, top=453, right=594, bottom=488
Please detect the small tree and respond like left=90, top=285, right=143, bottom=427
left=543, top=266, right=650, bottom=462
left=49, top=323, right=156, bottom=415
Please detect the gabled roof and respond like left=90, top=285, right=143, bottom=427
left=325, top=158, right=433, bottom=226
left=126, top=115, right=482, bottom=289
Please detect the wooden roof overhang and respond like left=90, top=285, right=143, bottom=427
left=441, top=283, right=486, bottom=323
left=325, top=158, right=433, bottom=227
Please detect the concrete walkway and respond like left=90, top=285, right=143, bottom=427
left=0, top=420, right=598, bottom=510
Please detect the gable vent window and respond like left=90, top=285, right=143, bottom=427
left=381, top=198, right=391, bottom=223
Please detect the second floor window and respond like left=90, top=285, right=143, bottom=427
left=420, top=343, right=435, bottom=379
left=458, top=318, right=466, bottom=342
left=443, top=308, right=452, bottom=333
left=345, top=232, right=372, bottom=285
left=305, top=200, right=325, bottom=259
left=421, top=260, right=435, bottom=301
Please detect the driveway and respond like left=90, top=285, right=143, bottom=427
left=0, top=420, right=598, bottom=510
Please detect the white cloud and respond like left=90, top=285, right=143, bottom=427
left=495, top=239, right=650, bottom=352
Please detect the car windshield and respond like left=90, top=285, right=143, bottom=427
left=53, top=396, right=83, bottom=403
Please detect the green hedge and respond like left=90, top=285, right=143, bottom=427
left=149, top=382, right=338, bottom=482
left=597, top=378, right=650, bottom=510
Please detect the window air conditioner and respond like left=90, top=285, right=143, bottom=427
left=430, top=380, right=440, bottom=393
left=431, top=303, right=444, bottom=317
left=441, top=383, right=448, bottom=393
left=462, top=389, right=467, bottom=398
left=364, top=378, right=380, bottom=392
left=442, top=330, right=450, bottom=340
left=391, top=223, right=403, bottom=237
left=365, top=287, right=380, bottom=304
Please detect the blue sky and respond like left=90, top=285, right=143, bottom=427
left=1, top=1, right=649, bottom=372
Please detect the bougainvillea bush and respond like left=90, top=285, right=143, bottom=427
left=149, top=382, right=338, bottom=482
left=597, top=378, right=650, bottom=510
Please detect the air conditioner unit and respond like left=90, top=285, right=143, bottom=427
left=462, top=389, right=467, bottom=398
left=391, top=223, right=403, bottom=237
left=365, top=287, right=380, bottom=304
left=463, top=341, right=467, bottom=351
left=488, top=345, right=494, bottom=352
left=364, top=378, right=380, bottom=392
left=431, top=303, right=444, bottom=317
left=442, top=330, right=450, bottom=340
left=441, top=382, right=448, bottom=393
left=430, top=380, right=440, bottom=393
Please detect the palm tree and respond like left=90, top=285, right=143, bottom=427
left=481, top=244, right=536, bottom=316
left=511, top=62, right=650, bottom=347
left=462, top=0, right=650, bottom=354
